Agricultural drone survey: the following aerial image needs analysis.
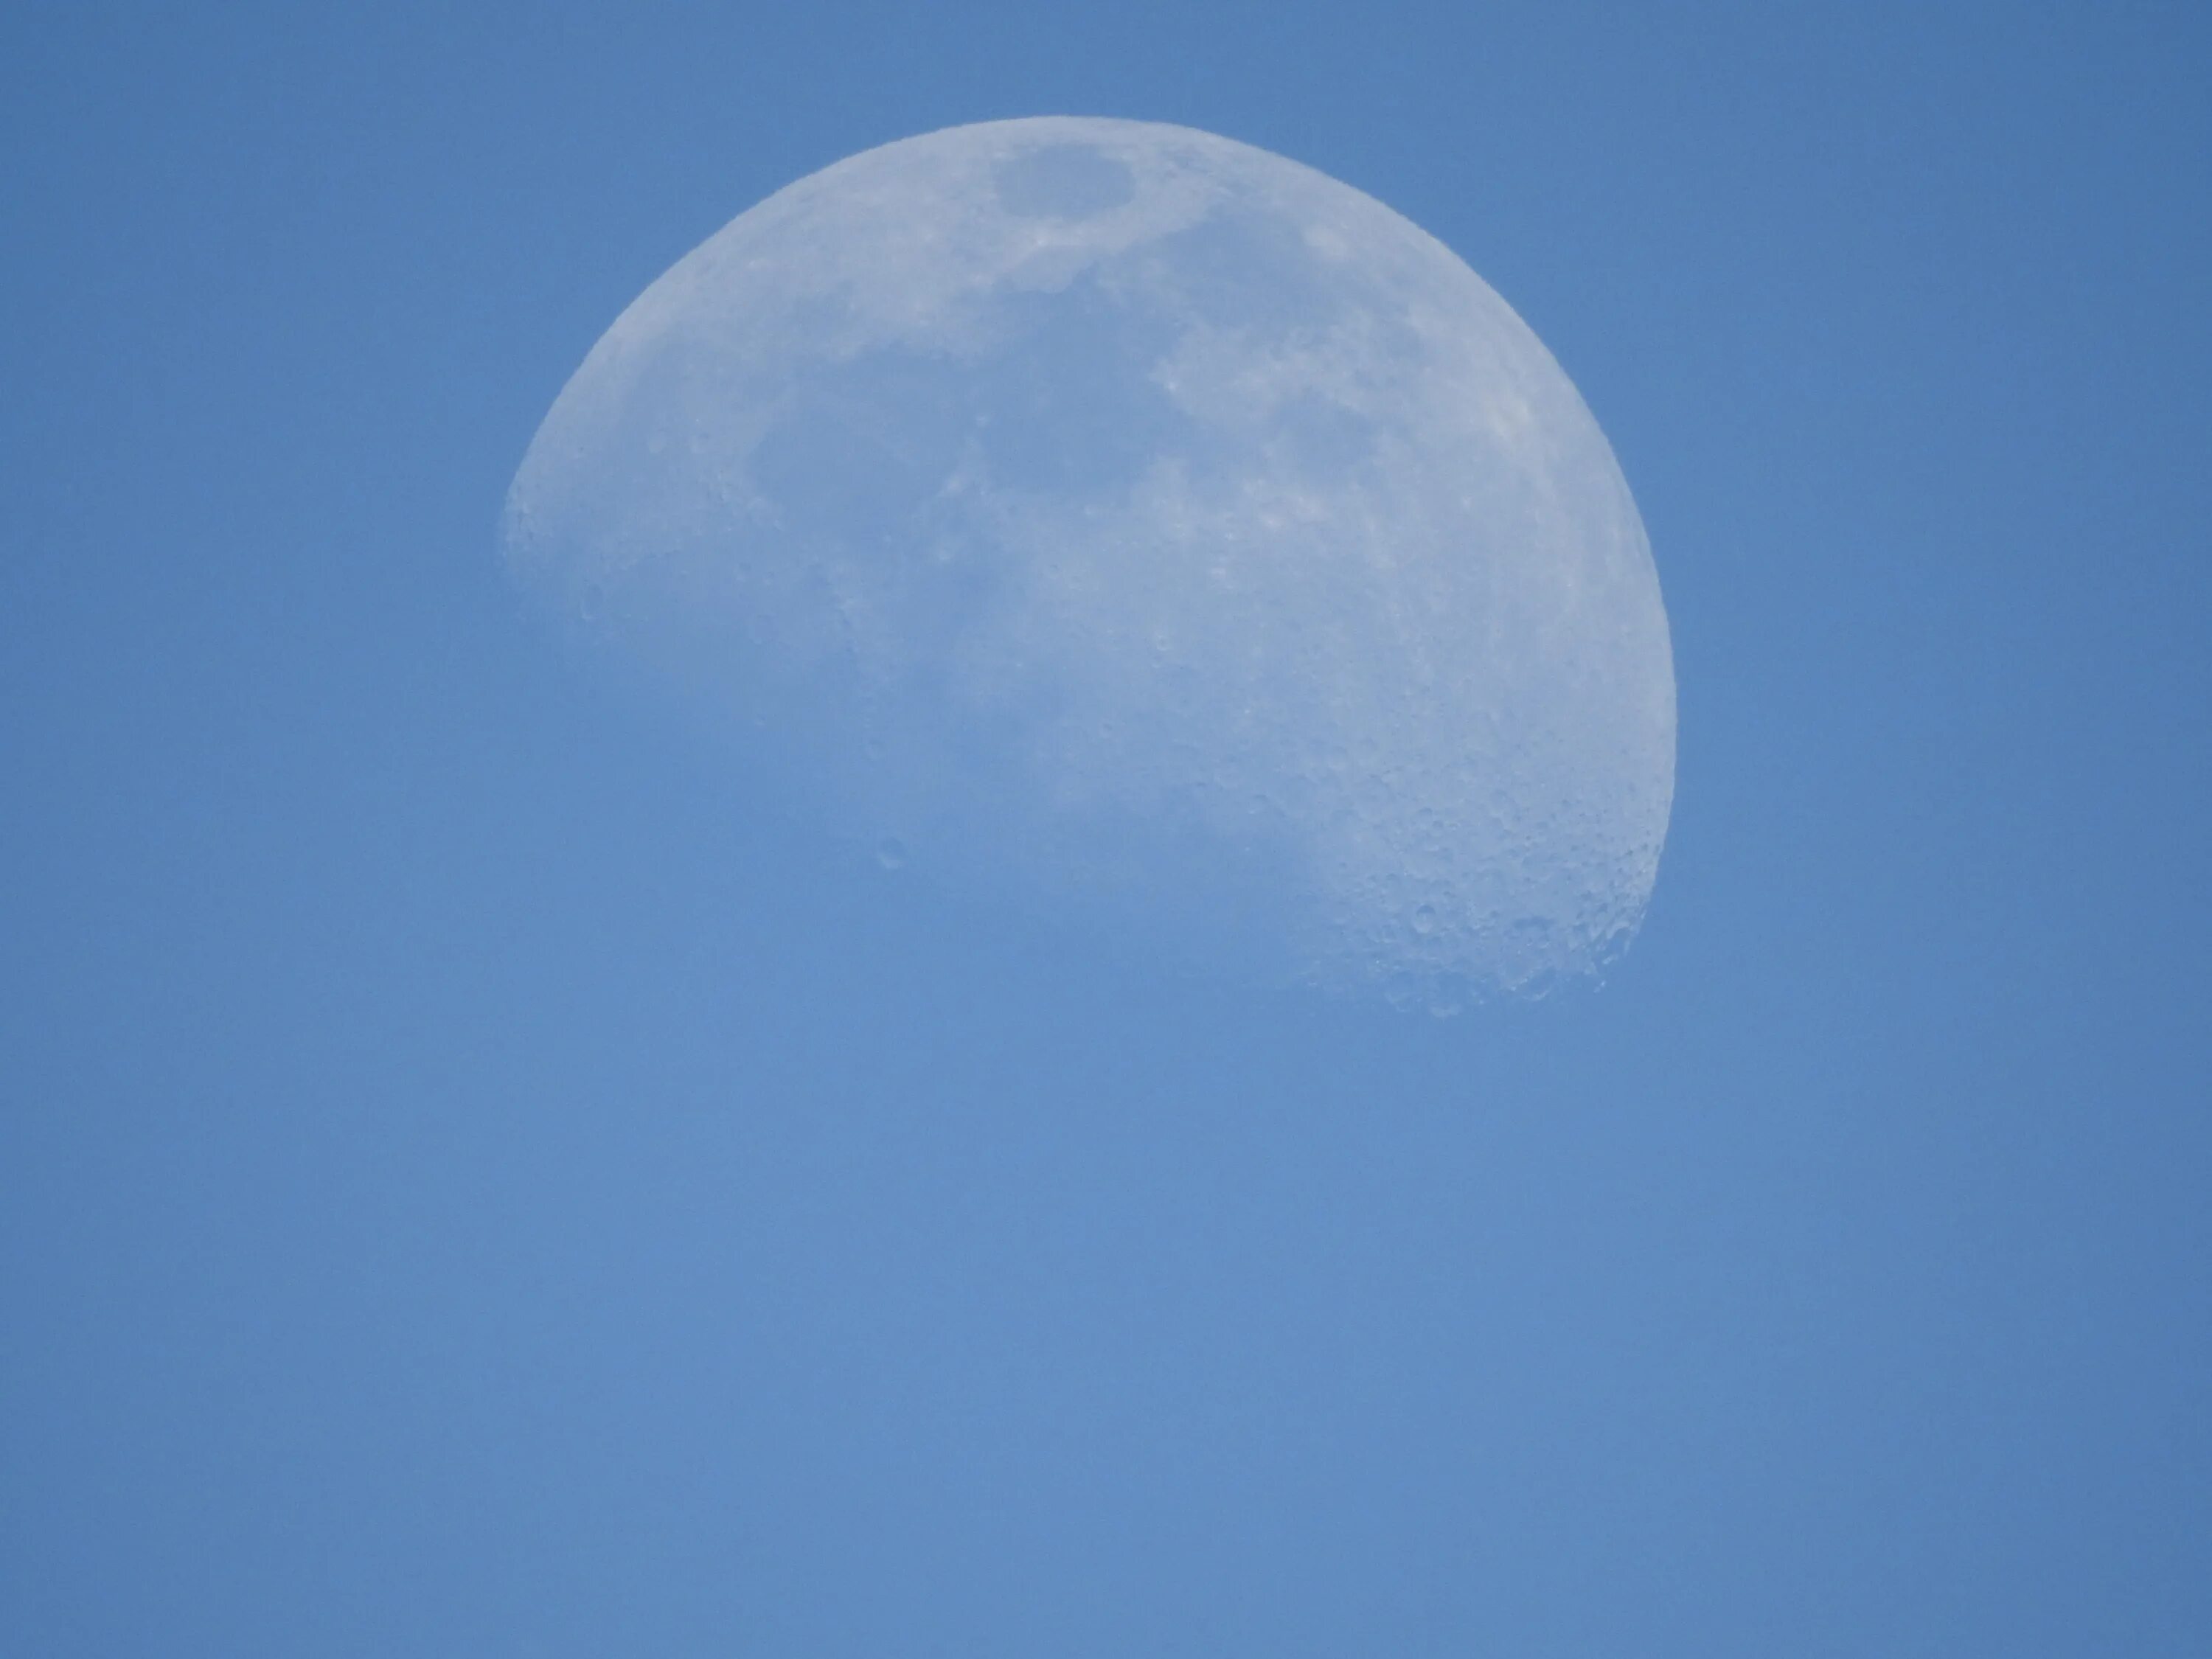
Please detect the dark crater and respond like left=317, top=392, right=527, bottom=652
left=994, top=144, right=1137, bottom=220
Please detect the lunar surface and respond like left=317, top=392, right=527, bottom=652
left=503, top=117, right=1675, bottom=1006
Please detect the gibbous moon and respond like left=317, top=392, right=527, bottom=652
left=504, top=117, right=1674, bottom=1006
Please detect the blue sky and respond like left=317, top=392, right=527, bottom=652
left=3, top=4, right=2207, bottom=1654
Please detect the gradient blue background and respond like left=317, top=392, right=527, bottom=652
left=4, top=4, right=2207, bottom=1653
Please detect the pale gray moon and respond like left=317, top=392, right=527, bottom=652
left=503, top=116, right=1675, bottom=1006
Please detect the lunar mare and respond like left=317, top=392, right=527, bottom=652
left=504, top=117, right=1675, bottom=1004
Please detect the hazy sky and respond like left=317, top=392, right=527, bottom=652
left=4, top=5, right=2208, bottom=1655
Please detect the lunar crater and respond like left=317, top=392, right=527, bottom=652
left=993, top=144, right=1138, bottom=220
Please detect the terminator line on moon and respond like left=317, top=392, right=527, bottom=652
left=503, top=116, right=1676, bottom=1006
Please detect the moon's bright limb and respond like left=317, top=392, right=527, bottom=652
left=504, top=117, right=1674, bottom=1006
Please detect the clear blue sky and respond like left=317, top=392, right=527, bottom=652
left=3, top=4, right=2207, bottom=1654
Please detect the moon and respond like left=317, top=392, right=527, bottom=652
left=503, top=117, right=1675, bottom=1006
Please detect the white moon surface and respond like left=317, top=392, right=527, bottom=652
left=504, top=117, right=1674, bottom=1006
